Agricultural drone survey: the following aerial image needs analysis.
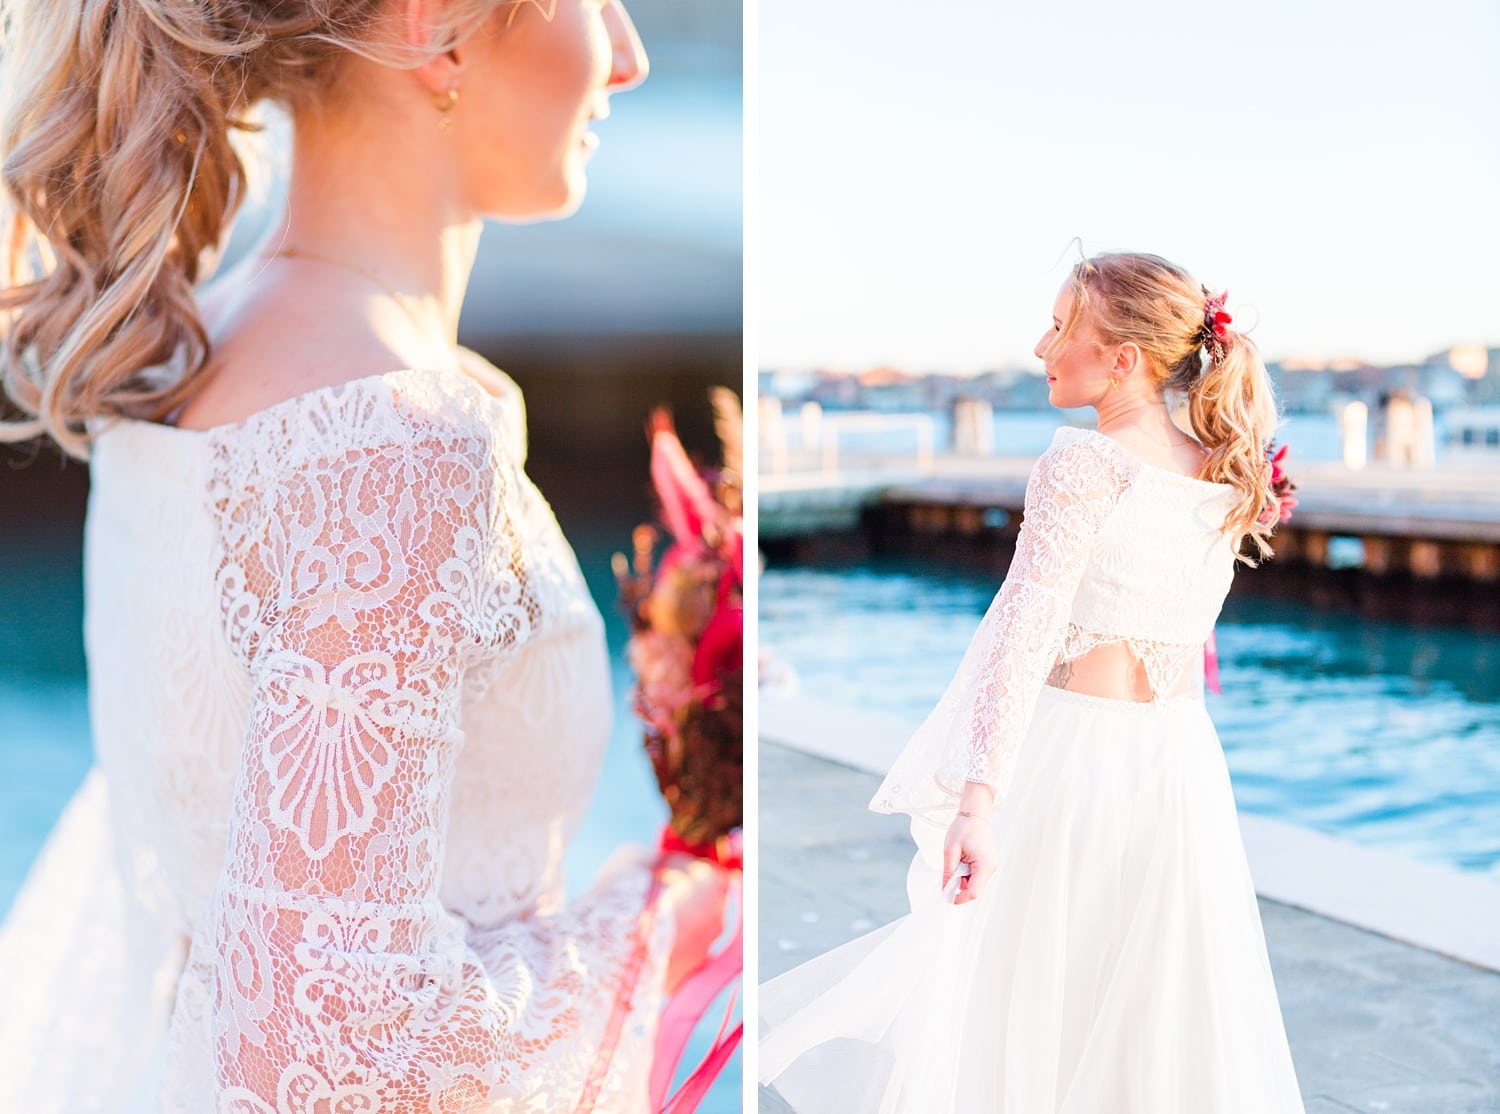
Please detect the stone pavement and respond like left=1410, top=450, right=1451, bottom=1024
left=757, top=742, right=1500, bottom=1114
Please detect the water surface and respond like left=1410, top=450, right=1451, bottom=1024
left=762, top=557, right=1500, bottom=879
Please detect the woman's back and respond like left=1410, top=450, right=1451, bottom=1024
left=1051, top=426, right=1239, bottom=698
left=872, top=424, right=1241, bottom=821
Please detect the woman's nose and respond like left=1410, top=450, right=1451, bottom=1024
left=605, top=0, right=649, bottom=91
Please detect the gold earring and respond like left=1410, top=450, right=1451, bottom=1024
left=1109, top=375, right=1119, bottom=391
left=434, top=88, right=458, bottom=131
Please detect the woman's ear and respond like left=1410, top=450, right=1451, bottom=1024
left=1115, top=341, right=1143, bottom=379
left=402, top=0, right=465, bottom=95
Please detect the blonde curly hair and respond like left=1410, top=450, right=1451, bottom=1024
left=0, top=0, right=532, bottom=458
left=1053, top=251, right=1284, bottom=565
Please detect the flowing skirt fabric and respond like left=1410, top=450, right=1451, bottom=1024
left=759, top=684, right=1306, bottom=1114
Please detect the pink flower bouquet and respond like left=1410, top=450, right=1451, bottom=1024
left=615, top=390, right=743, bottom=852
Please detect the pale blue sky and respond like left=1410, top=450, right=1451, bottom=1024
left=759, top=0, right=1500, bottom=372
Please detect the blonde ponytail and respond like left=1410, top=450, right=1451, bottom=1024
left=1061, top=252, right=1283, bottom=565
left=0, top=0, right=260, bottom=457
left=1181, top=323, right=1281, bottom=565
left=0, top=0, right=516, bottom=459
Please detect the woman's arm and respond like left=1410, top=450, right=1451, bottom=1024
left=197, top=430, right=531, bottom=1108
left=945, top=439, right=1130, bottom=901
left=962, top=437, right=1131, bottom=798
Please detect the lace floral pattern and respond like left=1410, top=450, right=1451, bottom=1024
left=0, top=361, right=672, bottom=1113
left=170, top=374, right=669, bottom=1112
left=870, top=426, right=1239, bottom=821
left=961, top=436, right=1134, bottom=787
left=1054, top=624, right=1207, bottom=701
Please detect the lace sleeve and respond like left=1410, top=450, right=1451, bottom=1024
left=870, top=432, right=1132, bottom=825
left=162, top=421, right=667, bottom=1110
left=960, top=437, right=1131, bottom=794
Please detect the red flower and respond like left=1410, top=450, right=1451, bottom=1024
left=1270, top=444, right=1288, bottom=485
left=1205, top=289, right=1232, bottom=337
left=692, top=601, right=743, bottom=691
left=720, top=521, right=744, bottom=589
left=1264, top=439, right=1297, bottom=527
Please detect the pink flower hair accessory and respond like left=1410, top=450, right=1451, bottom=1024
left=1263, top=439, right=1299, bottom=525
left=1207, top=438, right=1298, bottom=696
left=1199, top=287, right=1232, bottom=364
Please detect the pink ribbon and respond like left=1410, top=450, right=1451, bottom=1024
left=572, top=829, right=743, bottom=1114
left=649, top=872, right=743, bottom=1113
left=1204, top=628, right=1222, bottom=695
left=572, top=866, right=665, bottom=1114
left=650, top=829, right=743, bottom=1113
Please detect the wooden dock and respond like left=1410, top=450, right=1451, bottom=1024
left=760, top=453, right=1500, bottom=584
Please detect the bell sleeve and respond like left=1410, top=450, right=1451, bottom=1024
left=869, top=433, right=1131, bottom=826
left=161, top=421, right=671, bottom=1113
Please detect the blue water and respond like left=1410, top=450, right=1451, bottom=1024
left=761, top=558, right=1500, bottom=881
left=0, top=539, right=739, bottom=1109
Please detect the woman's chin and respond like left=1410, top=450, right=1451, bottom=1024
left=1046, top=382, right=1090, bottom=411
left=542, top=164, right=589, bottom=218
left=480, top=174, right=587, bottom=224
left=555, top=173, right=588, bottom=216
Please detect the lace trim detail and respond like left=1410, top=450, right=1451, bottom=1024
left=1055, top=624, right=1206, bottom=700
left=150, top=375, right=668, bottom=1111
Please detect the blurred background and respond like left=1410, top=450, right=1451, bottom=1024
left=758, top=1, right=1498, bottom=1109
left=0, top=0, right=740, bottom=1107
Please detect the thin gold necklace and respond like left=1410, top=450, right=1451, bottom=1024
left=266, top=245, right=433, bottom=335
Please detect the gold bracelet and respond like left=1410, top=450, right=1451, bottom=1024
left=957, top=809, right=991, bottom=821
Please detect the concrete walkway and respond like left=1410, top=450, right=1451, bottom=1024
left=757, top=742, right=1500, bottom=1114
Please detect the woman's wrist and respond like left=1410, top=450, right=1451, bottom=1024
left=958, top=779, right=997, bottom=819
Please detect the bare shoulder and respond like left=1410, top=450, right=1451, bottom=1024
left=173, top=269, right=449, bottom=432
left=1099, top=427, right=1210, bottom=477
left=453, top=344, right=515, bottom=404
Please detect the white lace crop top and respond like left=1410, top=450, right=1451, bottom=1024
left=70, top=358, right=672, bottom=1111
left=869, top=425, right=1241, bottom=821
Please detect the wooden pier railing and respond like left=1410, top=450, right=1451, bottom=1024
left=761, top=455, right=1500, bottom=585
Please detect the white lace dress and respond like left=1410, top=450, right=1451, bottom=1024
left=0, top=356, right=674, bottom=1113
left=760, top=426, right=1306, bottom=1113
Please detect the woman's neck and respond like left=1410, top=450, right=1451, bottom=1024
left=255, top=112, right=483, bottom=348
left=1094, top=395, right=1197, bottom=448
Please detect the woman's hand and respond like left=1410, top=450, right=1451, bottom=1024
left=657, top=852, right=732, bottom=993
left=943, top=781, right=999, bottom=905
left=942, top=818, right=998, bottom=904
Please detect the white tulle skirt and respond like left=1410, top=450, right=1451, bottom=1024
left=759, top=684, right=1306, bottom=1113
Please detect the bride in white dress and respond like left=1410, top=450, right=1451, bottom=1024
left=760, top=252, right=1306, bottom=1113
left=0, top=1, right=727, bottom=1110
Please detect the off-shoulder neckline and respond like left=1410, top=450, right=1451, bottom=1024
left=1056, top=426, right=1235, bottom=491
left=93, top=356, right=511, bottom=441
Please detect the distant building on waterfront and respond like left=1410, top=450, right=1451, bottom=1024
left=762, top=342, right=1499, bottom=418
